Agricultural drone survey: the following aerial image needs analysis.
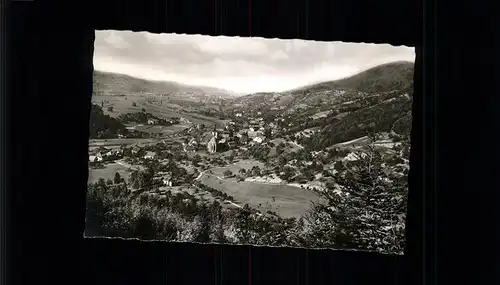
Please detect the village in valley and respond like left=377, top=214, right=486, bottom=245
left=87, top=31, right=414, bottom=254
left=87, top=60, right=412, bottom=254
left=88, top=106, right=334, bottom=218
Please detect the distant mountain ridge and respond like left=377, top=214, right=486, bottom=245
left=289, top=61, right=414, bottom=94
left=224, top=61, right=414, bottom=149
left=230, top=61, right=414, bottom=108
left=93, top=70, right=237, bottom=99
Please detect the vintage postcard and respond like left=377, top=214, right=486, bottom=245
left=85, top=30, right=414, bottom=254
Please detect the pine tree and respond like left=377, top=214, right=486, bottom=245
left=132, top=211, right=158, bottom=240
left=194, top=204, right=212, bottom=243
left=235, top=204, right=253, bottom=244
left=306, top=139, right=408, bottom=254
left=114, top=172, right=122, bottom=184
left=209, top=201, right=227, bottom=243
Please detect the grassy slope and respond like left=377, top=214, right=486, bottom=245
left=93, top=71, right=227, bottom=127
left=292, top=61, right=414, bottom=94
left=275, top=61, right=414, bottom=147
left=224, top=61, right=413, bottom=114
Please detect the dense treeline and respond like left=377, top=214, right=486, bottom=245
left=89, top=104, right=129, bottom=139
left=306, top=144, right=408, bottom=252
left=85, top=138, right=408, bottom=254
left=314, top=94, right=412, bottom=149
left=334, top=61, right=413, bottom=93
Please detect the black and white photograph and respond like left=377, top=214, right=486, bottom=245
left=85, top=30, right=414, bottom=254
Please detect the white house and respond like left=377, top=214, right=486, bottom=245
left=89, top=153, right=103, bottom=162
left=162, top=175, right=173, bottom=187
left=144, top=151, right=157, bottom=159
left=188, top=139, right=198, bottom=147
left=105, top=149, right=122, bottom=157
left=248, top=130, right=264, bottom=139
left=253, top=137, right=264, bottom=144
left=180, top=117, right=190, bottom=124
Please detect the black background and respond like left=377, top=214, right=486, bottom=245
left=6, top=0, right=498, bottom=284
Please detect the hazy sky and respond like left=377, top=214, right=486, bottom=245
left=94, top=30, right=415, bottom=94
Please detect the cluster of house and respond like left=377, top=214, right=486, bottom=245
left=205, top=128, right=230, bottom=153
left=294, top=128, right=320, bottom=139
left=179, top=122, right=265, bottom=154
left=88, top=148, right=124, bottom=162
left=127, top=146, right=161, bottom=160
left=153, top=171, right=174, bottom=187
left=147, top=116, right=184, bottom=125
left=191, top=116, right=280, bottom=154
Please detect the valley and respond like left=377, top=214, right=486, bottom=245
left=86, top=61, right=412, bottom=253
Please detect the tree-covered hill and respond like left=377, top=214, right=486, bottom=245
left=292, top=61, right=413, bottom=94
left=89, top=104, right=128, bottom=139
left=93, top=70, right=235, bottom=99
left=223, top=61, right=413, bottom=118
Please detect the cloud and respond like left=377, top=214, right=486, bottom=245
left=270, top=50, right=289, bottom=61
left=102, top=31, right=130, bottom=49
left=197, top=36, right=270, bottom=56
left=94, top=30, right=415, bottom=94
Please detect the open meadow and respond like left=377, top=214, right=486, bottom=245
left=198, top=160, right=323, bottom=219
left=92, top=94, right=224, bottom=127
left=89, top=138, right=158, bottom=148
left=88, top=161, right=133, bottom=184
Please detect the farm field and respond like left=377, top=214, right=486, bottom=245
left=92, top=94, right=224, bottom=127
left=199, top=174, right=321, bottom=218
left=88, top=162, right=133, bottom=184
left=198, top=159, right=322, bottom=219
left=89, top=138, right=158, bottom=147
left=133, top=124, right=189, bottom=135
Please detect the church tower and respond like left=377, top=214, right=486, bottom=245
left=212, top=126, right=218, bottom=139
left=207, top=125, right=218, bottom=153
